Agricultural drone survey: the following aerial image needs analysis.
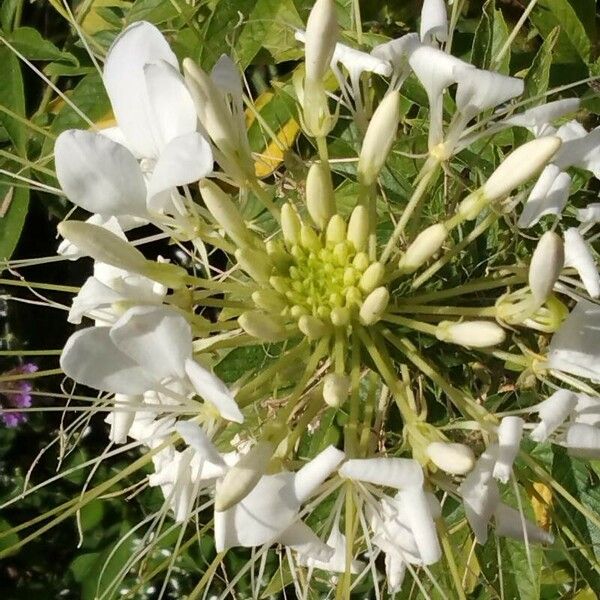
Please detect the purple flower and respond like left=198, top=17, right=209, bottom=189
left=1, top=363, right=37, bottom=427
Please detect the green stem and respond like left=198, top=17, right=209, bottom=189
left=382, top=313, right=438, bottom=335
left=380, top=158, right=440, bottom=264
left=389, top=303, right=498, bottom=318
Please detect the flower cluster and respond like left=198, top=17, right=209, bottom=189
left=0, top=362, right=37, bottom=427
left=8, top=0, right=600, bottom=595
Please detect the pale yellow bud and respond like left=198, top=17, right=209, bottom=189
left=58, top=221, right=186, bottom=288
left=398, top=223, right=448, bottom=274
left=347, top=206, right=369, bottom=252
left=359, top=262, right=384, bottom=293
left=435, top=320, right=506, bottom=348
left=298, top=315, right=329, bottom=340
left=330, top=306, right=350, bottom=327
left=323, top=373, right=350, bottom=407
left=215, top=441, right=274, bottom=511
left=483, top=136, right=561, bottom=201
left=281, top=203, right=301, bottom=246
left=304, top=0, right=338, bottom=81
left=358, top=91, right=401, bottom=186
left=359, top=287, right=390, bottom=325
left=199, top=180, right=254, bottom=248
left=239, top=310, right=288, bottom=342
left=300, top=224, right=322, bottom=252
left=529, top=231, right=564, bottom=303
left=235, top=248, right=273, bottom=283
left=353, top=252, right=370, bottom=272
left=326, top=214, right=347, bottom=245
left=252, top=289, right=287, bottom=312
left=426, top=442, right=475, bottom=475
left=306, top=162, right=336, bottom=229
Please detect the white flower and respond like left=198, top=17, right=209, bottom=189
left=503, top=98, right=580, bottom=137
left=547, top=299, right=600, bottom=381
left=55, top=22, right=213, bottom=216
left=566, top=423, right=600, bottom=459
left=297, top=526, right=364, bottom=573
left=371, top=33, right=420, bottom=90
left=339, top=457, right=424, bottom=489
left=553, top=121, right=600, bottom=177
left=60, top=305, right=243, bottom=422
left=214, top=445, right=344, bottom=552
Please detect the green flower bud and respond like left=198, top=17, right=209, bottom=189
left=359, top=262, right=384, bottom=293
left=239, top=310, right=288, bottom=342
left=326, top=214, right=347, bottom=245
left=435, top=320, right=506, bottom=348
left=298, top=315, right=330, bottom=340
left=398, top=224, right=448, bottom=274
left=281, top=203, right=301, bottom=246
left=347, top=206, right=369, bottom=252
left=235, top=248, right=273, bottom=283
left=323, top=373, right=350, bottom=407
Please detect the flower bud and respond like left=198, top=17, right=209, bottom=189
left=300, top=224, right=322, bottom=252
left=304, top=0, right=338, bottom=81
left=398, top=223, right=447, bottom=274
left=359, top=262, right=384, bottom=293
left=281, top=203, right=301, bottom=246
left=199, top=179, right=254, bottom=248
left=358, top=91, right=401, bottom=186
left=493, top=417, right=524, bottom=483
left=323, top=373, right=350, bottom=407
left=529, top=231, right=564, bottom=303
left=326, top=214, right=346, bottom=245
left=235, top=248, right=273, bottom=283
left=252, top=289, right=287, bottom=313
left=183, top=59, right=240, bottom=158
left=347, top=206, right=369, bottom=252
left=435, top=320, right=506, bottom=348
left=215, top=441, right=274, bottom=511
left=57, top=221, right=186, bottom=288
left=359, top=287, right=390, bottom=325
left=330, top=306, right=350, bottom=327
left=482, top=137, right=561, bottom=202
left=426, top=442, right=475, bottom=475
left=306, top=162, right=336, bottom=229
left=298, top=315, right=329, bottom=340
left=239, top=310, right=287, bottom=342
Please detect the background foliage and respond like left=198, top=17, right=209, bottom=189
left=0, top=0, right=599, bottom=598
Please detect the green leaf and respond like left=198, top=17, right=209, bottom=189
left=126, top=0, right=180, bottom=24
left=471, top=0, right=494, bottom=70
left=236, top=0, right=304, bottom=68
left=0, top=517, right=20, bottom=556
left=551, top=447, right=600, bottom=590
left=0, top=44, right=28, bottom=261
left=531, top=0, right=591, bottom=64
left=523, top=26, right=560, bottom=105
left=0, top=0, right=21, bottom=31
left=491, top=4, right=511, bottom=75
left=8, top=27, right=78, bottom=64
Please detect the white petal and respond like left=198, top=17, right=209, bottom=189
left=339, top=457, right=424, bottom=489
left=530, top=389, right=577, bottom=442
left=494, top=503, right=554, bottom=544
left=103, top=21, right=179, bottom=157
left=106, top=394, right=139, bottom=443
left=60, top=326, right=154, bottom=394
left=518, top=165, right=570, bottom=228
left=371, top=33, right=420, bottom=88
left=214, top=472, right=298, bottom=551
left=333, top=42, right=392, bottom=78
left=572, top=393, right=600, bottom=426
left=454, top=66, right=523, bottom=118
left=505, top=98, right=580, bottom=134
left=554, top=123, right=600, bottom=177
left=547, top=299, right=600, bottom=381
left=211, top=54, right=243, bottom=106
left=184, top=358, right=243, bottom=423
left=577, top=203, right=600, bottom=224
left=279, top=521, right=335, bottom=564
left=296, top=526, right=363, bottom=573
left=420, top=0, right=448, bottom=44
left=110, top=306, right=192, bottom=381
left=55, top=130, right=147, bottom=217
left=493, top=417, right=524, bottom=483
left=395, top=487, right=441, bottom=565
left=143, top=60, right=198, bottom=148
left=566, top=423, right=600, bottom=458
left=293, top=445, right=345, bottom=503
left=409, top=45, right=465, bottom=100
left=385, top=552, right=406, bottom=593
left=564, top=228, right=600, bottom=298
left=175, top=420, right=226, bottom=470
left=146, top=132, right=213, bottom=209
left=68, top=276, right=122, bottom=324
